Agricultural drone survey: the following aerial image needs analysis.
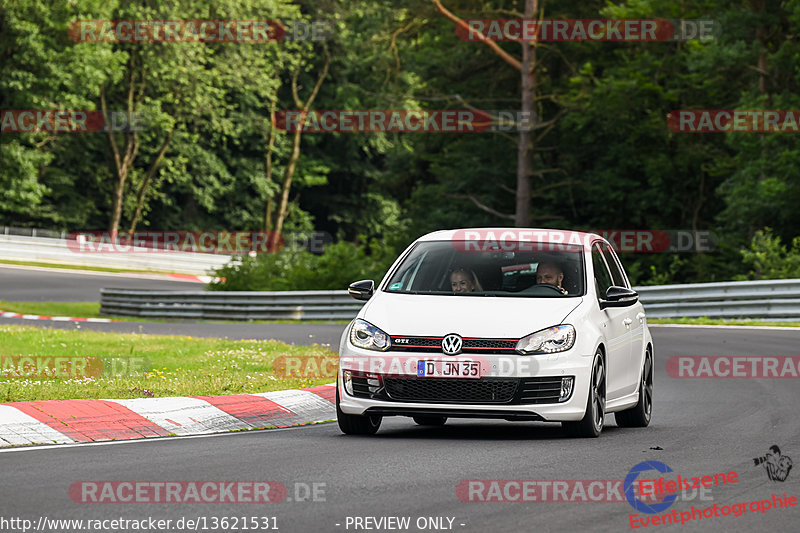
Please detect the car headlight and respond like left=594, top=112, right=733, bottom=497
left=516, top=325, right=575, bottom=354
left=349, top=319, right=391, bottom=351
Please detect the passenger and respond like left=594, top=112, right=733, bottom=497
left=536, top=261, right=568, bottom=294
left=450, top=268, right=483, bottom=293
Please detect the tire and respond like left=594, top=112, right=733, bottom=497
left=413, top=416, right=447, bottom=426
left=615, top=347, right=653, bottom=428
left=562, top=351, right=605, bottom=438
left=336, top=385, right=382, bottom=435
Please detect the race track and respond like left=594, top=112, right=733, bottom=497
left=0, top=265, right=205, bottom=302
left=2, top=326, right=798, bottom=533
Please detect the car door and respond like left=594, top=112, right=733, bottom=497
left=600, top=244, right=642, bottom=396
left=591, top=242, right=630, bottom=400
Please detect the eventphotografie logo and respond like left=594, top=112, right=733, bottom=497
left=625, top=461, right=679, bottom=514
left=753, top=445, right=793, bottom=482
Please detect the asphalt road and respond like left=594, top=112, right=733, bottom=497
left=1, top=326, right=798, bottom=533
left=0, top=265, right=205, bottom=301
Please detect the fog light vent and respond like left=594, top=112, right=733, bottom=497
left=560, top=376, right=574, bottom=402
left=343, top=370, right=353, bottom=396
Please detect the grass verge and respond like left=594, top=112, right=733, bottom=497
left=0, top=325, right=337, bottom=402
left=0, top=301, right=348, bottom=324
left=648, top=317, right=800, bottom=327
left=0, top=301, right=103, bottom=318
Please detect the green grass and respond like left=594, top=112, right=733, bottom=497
left=0, top=325, right=337, bottom=402
left=0, top=258, right=188, bottom=275
left=648, top=317, right=800, bottom=327
left=0, top=301, right=349, bottom=324
left=0, top=301, right=103, bottom=318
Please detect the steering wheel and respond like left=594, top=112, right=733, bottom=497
left=532, top=283, right=566, bottom=294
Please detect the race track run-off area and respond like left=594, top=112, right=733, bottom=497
left=0, top=325, right=798, bottom=533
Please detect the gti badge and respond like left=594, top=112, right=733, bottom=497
left=441, top=334, right=463, bottom=355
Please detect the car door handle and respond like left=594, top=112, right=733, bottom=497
left=636, top=312, right=646, bottom=321
left=623, top=318, right=633, bottom=326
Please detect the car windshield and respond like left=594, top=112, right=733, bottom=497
left=384, top=240, right=585, bottom=297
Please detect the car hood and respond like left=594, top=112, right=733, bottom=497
left=360, top=293, right=583, bottom=338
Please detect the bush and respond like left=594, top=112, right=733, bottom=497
left=736, top=228, right=800, bottom=280
left=209, top=240, right=397, bottom=291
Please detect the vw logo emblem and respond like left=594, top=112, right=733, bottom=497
left=441, top=334, right=463, bottom=355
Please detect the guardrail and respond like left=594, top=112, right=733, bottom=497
left=99, top=279, right=800, bottom=321
left=0, top=233, right=230, bottom=275
left=635, top=278, right=800, bottom=320
left=100, top=289, right=363, bottom=320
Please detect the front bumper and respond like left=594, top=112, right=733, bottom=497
left=337, top=347, right=594, bottom=422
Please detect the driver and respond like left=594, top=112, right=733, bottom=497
left=536, top=261, right=568, bottom=294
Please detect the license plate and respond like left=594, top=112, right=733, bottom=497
left=417, top=360, right=481, bottom=378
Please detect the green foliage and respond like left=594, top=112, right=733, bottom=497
left=209, top=240, right=397, bottom=291
left=1, top=0, right=798, bottom=287
left=737, top=228, right=800, bottom=280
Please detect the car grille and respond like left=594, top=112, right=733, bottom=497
left=519, top=377, right=565, bottom=404
left=383, top=377, right=519, bottom=403
left=389, top=336, right=517, bottom=354
left=350, top=375, right=573, bottom=404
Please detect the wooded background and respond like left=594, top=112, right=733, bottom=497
left=2, top=0, right=799, bottom=288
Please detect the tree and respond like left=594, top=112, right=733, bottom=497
left=432, top=0, right=570, bottom=227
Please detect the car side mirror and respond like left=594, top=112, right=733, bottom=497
left=348, top=279, right=375, bottom=301
left=600, top=286, right=638, bottom=309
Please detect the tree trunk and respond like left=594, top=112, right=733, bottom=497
left=272, top=125, right=303, bottom=244
left=263, top=99, right=277, bottom=232
left=128, top=129, right=173, bottom=235
left=514, top=0, right=537, bottom=227
left=101, top=78, right=139, bottom=237
left=269, top=50, right=330, bottom=248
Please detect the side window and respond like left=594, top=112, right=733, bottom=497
left=386, top=248, right=426, bottom=291
left=591, top=244, right=613, bottom=300
left=601, top=245, right=628, bottom=288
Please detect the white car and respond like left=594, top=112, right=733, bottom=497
left=336, top=228, right=653, bottom=437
